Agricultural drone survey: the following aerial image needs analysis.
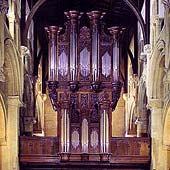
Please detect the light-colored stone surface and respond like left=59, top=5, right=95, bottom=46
left=44, top=94, right=58, bottom=136
left=112, top=94, right=125, bottom=137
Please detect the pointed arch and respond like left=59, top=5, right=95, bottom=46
left=4, top=38, right=21, bottom=96
left=0, top=94, right=7, bottom=144
left=23, top=0, right=47, bottom=45
left=123, top=0, right=147, bottom=44
left=148, top=40, right=165, bottom=99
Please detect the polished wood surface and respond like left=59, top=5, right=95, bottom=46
left=19, top=136, right=60, bottom=163
left=111, top=137, right=150, bottom=164
left=19, top=136, right=150, bottom=169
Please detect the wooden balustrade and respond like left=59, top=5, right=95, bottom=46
left=19, top=136, right=150, bottom=169
left=19, top=136, right=60, bottom=163
left=110, top=137, right=150, bottom=164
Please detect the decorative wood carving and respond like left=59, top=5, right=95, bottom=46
left=80, top=94, right=88, bottom=110
left=79, top=26, right=91, bottom=81
left=90, top=129, right=99, bottom=149
left=71, top=130, right=80, bottom=149
left=111, top=81, right=122, bottom=111
left=47, top=81, right=59, bottom=111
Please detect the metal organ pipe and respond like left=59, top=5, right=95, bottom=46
left=65, top=11, right=81, bottom=81
left=108, top=27, right=124, bottom=82
left=100, top=109, right=109, bottom=153
left=88, top=11, right=104, bottom=82
left=61, top=108, right=70, bottom=153
left=45, top=26, right=62, bottom=81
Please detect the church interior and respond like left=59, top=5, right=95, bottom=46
left=0, top=0, right=170, bottom=169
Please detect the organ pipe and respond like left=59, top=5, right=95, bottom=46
left=45, top=26, right=62, bottom=81
left=65, top=11, right=81, bottom=81
left=88, top=11, right=104, bottom=82
left=108, top=26, right=125, bottom=81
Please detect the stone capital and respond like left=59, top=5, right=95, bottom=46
left=139, top=52, right=147, bottom=62
left=21, top=46, right=31, bottom=58
left=147, top=98, right=163, bottom=109
left=144, top=44, right=151, bottom=55
left=0, top=1, right=8, bottom=14
left=123, top=93, right=128, bottom=101
left=8, top=95, right=23, bottom=107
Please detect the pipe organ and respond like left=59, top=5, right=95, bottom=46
left=45, top=11, right=124, bottom=161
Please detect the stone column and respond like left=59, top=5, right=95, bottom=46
left=148, top=99, right=163, bottom=170
left=8, top=0, right=15, bottom=40
left=21, top=46, right=31, bottom=97
left=123, top=93, right=128, bottom=136
left=144, top=44, right=151, bottom=98
left=0, top=0, right=8, bottom=82
left=7, top=96, right=22, bottom=170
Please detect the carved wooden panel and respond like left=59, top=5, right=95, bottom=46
left=80, top=94, right=88, bottom=111
left=20, top=136, right=59, bottom=155
left=100, top=26, right=113, bottom=82
left=79, top=26, right=91, bottom=81
left=111, top=137, right=150, bottom=157
left=70, top=127, right=81, bottom=153
left=58, top=24, right=69, bottom=81
left=19, top=136, right=150, bottom=169
left=89, top=126, right=99, bottom=153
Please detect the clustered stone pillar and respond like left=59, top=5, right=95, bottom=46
left=0, top=0, right=8, bottom=82
left=148, top=99, right=163, bottom=170
left=8, top=96, right=22, bottom=170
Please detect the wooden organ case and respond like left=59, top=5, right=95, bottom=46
left=45, top=11, right=124, bottom=162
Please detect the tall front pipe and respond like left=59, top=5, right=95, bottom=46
left=99, top=92, right=110, bottom=161
left=108, top=27, right=124, bottom=82
left=65, top=11, right=81, bottom=81
left=88, top=11, right=104, bottom=82
left=45, top=26, right=62, bottom=81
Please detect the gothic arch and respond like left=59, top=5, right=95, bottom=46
left=4, top=38, right=21, bottom=96
left=0, top=94, right=7, bottom=144
left=148, top=40, right=165, bottom=99
left=23, top=0, right=46, bottom=45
